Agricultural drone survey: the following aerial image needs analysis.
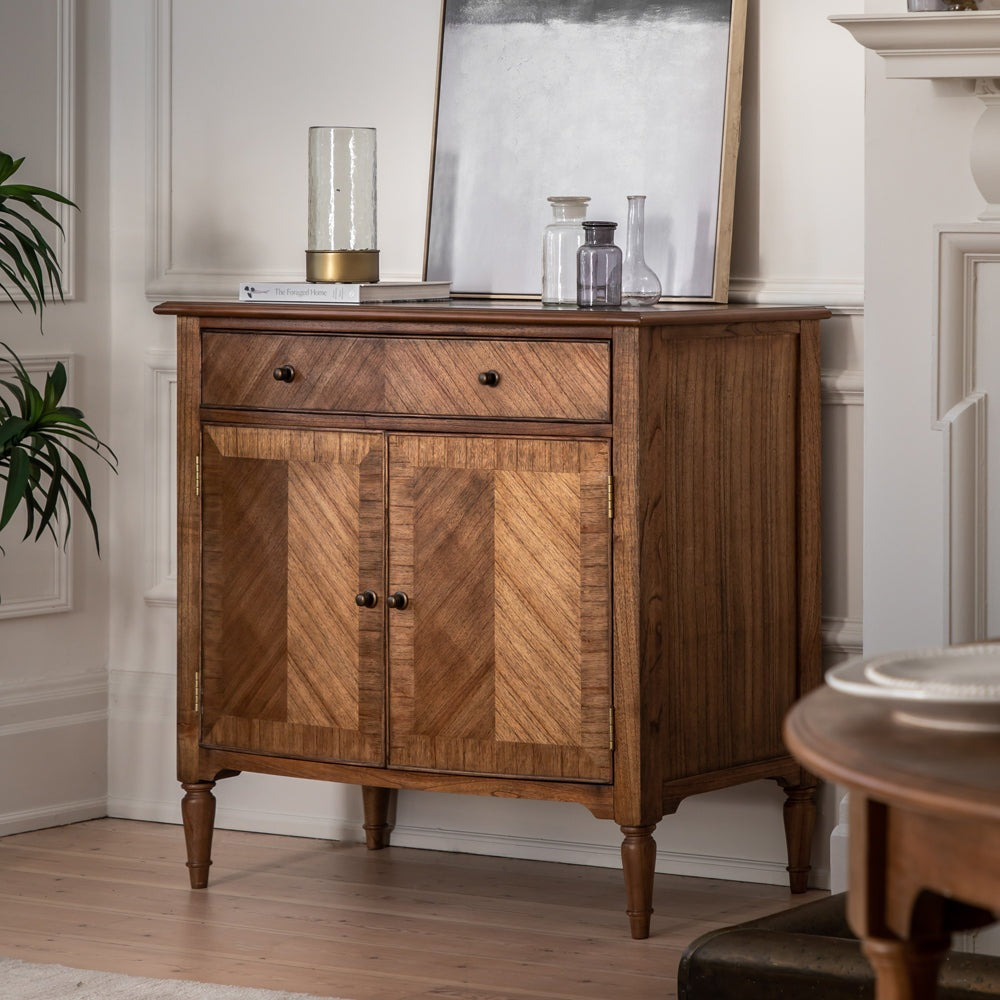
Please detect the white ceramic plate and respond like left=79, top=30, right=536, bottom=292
left=864, top=645, right=1000, bottom=701
left=825, top=646, right=1000, bottom=732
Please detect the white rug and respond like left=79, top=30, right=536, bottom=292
left=0, top=958, right=350, bottom=1000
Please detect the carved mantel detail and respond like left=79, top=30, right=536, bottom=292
left=972, top=78, right=1000, bottom=219
left=832, top=12, right=1000, bottom=219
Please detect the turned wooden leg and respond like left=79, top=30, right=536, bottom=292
left=777, top=777, right=817, bottom=893
left=620, top=824, right=657, bottom=940
left=181, top=781, right=217, bottom=889
left=361, top=785, right=396, bottom=850
left=861, top=936, right=949, bottom=1000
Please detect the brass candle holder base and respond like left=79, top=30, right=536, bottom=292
left=306, top=250, right=380, bottom=283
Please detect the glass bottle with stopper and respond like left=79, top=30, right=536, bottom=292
left=542, top=196, right=590, bottom=304
left=577, top=221, right=622, bottom=308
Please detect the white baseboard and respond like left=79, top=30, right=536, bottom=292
left=107, top=796, right=359, bottom=844
left=0, top=797, right=108, bottom=838
left=0, top=672, right=109, bottom=837
left=106, top=795, right=830, bottom=889
left=391, top=821, right=830, bottom=888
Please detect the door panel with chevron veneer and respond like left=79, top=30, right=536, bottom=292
left=200, top=424, right=386, bottom=766
left=387, top=434, right=612, bottom=782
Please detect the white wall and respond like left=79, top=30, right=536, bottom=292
left=2, top=0, right=865, bottom=892
left=0, top=0, right=112, bottom=835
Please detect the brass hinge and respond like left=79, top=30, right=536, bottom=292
left=194, top=671, right=201, bottom=713
left=609, top=707, right=615, bottom=751
left=607, top=476, right=614, bottom=519
left=195, top=456, right=201, bottom=497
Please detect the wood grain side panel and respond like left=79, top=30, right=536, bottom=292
left=200, top=425, right=385, bottom=766
left=611, top=327, right=656, bottom=824
left=657, top=329, right=800, bottom=780
left=797, top=320, right=824, bottom=699
left=388, top=435, right=612, bottom=782
left=176, top=317, right=204, bottom=783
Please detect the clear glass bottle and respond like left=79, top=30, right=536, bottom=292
left=542, top=196, right=590, bottom=304
left=577, top=222, right=622, bottom=308
left=621, top=195, right=662, bottom=306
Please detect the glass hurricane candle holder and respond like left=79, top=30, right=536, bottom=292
left=306, top=126, right=379, bottom=283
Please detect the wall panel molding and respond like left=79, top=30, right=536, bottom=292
left=145, top=0, right=173, bottom=298
left=934, top=225, right=1000, bottom=643
left=143, top=0, right=302, bottom=300
left=822, top=616, right=864, bottom=658
left=822, top=370, right=864, bottom=407
left=0, top=670, right=106, bottom=710
left=729, top=276, right=864, bottom=314
left=3, top=0, right=77, bottom=303
left=56, top=0, right=76, bottom=300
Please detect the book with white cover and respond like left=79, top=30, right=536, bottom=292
left=238, top=280, right=451, bottom=304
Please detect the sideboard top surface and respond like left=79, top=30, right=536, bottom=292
left=154, top=299, right=831, bottom=330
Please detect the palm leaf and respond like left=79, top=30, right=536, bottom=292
left=0, top=343, right=115, bottom=559
left=0, top=151, right=76, bottom=320
left=0, top=154, right=24, bottom=185
left=0, top=448, right=31, bottom=532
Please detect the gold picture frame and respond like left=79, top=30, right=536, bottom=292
left=424, top=0, right=747, bottom=303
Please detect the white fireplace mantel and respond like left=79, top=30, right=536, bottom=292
left=824, top=13, right=1000, bottom=902
left=832, top=12, right=1000, bottom=219
left=829, top=12, right=1000, bottom=79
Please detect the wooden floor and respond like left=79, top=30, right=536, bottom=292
left=0, top=818, right=826, bottom=999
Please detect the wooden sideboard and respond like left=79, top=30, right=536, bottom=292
left=156, top=299, right=827, bottom=939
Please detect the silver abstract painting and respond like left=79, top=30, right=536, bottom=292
left=425, top=0, right=745, bottom=301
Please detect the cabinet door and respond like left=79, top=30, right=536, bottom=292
left=200, top=425, right=385, bottom=766
left=388, top=435, right=612, bottom=782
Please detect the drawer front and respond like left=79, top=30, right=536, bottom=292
left=201, top=333, right=611, bottom=421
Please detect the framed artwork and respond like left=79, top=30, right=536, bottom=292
left=424, top=0, right=747, bottom=302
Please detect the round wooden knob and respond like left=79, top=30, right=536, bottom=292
left=387, top=591, right=409, bottom=610
left=273, top=364, right=295, bottom=383
left=478, top=370, right=500, bottom=387
left=355, top=590, right=378, bottom=608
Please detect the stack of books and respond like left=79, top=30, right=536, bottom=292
left=238, top=280, right=451, bottom=304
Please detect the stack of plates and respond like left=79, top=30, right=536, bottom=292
left=825, top=644, right=1000, bottom=732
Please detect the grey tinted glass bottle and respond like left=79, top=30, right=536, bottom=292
left=577, top=221, right=622, bottom=307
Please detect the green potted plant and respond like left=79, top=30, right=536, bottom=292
left=0, top=150, right=116, bottom=559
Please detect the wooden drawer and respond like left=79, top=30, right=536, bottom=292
left=201, top=332, right=611, bottom=421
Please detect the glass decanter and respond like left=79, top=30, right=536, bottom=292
left=542, top=196, right=590, bottom=304
left=621, top=195, right=662, bottom=306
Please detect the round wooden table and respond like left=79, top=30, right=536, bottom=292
left=784, top=685, right=1000, bottom=1000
